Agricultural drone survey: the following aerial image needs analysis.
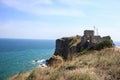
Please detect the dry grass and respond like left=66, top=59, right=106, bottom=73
left=59, top=35, right=81, bottom=47
left=8, top=72, right=30, bottom=80
left=47, top=55, right=64, bottom=68
left=69, top=36, right=81, bottom=47
left=8, top=47, right=120, bottom=80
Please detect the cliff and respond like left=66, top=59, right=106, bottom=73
left=54, top=35, right=81, bottom=59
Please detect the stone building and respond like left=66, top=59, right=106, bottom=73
left=80, top=30, right=111, bottom=50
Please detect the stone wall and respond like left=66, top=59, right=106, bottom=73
left=84, top=30, right=94, bottom=37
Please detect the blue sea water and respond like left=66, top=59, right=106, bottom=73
left=0, top=39, right=55, bottom=80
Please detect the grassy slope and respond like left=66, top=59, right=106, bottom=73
left=8, top=48, right=120, bottom=80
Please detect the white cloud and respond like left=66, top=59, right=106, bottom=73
left=59, top=0, right=91, bottom=5
left=0, top=20, right=84, bottom=39
left=0, top=20, right=55, bottom=39
left=1, top=0, right=53, bottom=6
left=0, top=20, right=120, bottom=41
left=1, top=0, right=86, bottom=17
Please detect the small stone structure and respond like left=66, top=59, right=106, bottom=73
left=83, top=30, right=110, bottom=43
left=80, top=30, right=111, bottom=50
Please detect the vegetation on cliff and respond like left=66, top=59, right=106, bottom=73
left=93, top=40, right=113, bottom=50
left=8, top=48, right=120, bottom=80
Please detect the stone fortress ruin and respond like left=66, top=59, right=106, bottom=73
left=80, top=30, right=111, bottom=50
left=53, top=30, right=112, bottom=59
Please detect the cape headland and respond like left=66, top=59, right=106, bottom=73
left=9, top=30, right=120, bottom=80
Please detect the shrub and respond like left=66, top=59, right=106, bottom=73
left=94, top=40, right=113, bottom=50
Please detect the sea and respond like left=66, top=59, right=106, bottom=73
left=0, top=39, right=55, bottom=80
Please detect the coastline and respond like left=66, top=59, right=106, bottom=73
left=8, top=60, right=48, bottom=80
left=6, top=37, right=120, bottom=80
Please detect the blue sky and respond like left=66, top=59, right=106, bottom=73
left=0, top=0, right=120, bottom=41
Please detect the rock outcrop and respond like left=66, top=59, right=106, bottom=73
left=54, top=36, right=81, bottom=59
left=46, top=55, right=63, bottom=68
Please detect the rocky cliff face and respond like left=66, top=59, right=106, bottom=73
left=54, top=36, right=81, bottom=59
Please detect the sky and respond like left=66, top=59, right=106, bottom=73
left=0, top=0, right=120, bottom=41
